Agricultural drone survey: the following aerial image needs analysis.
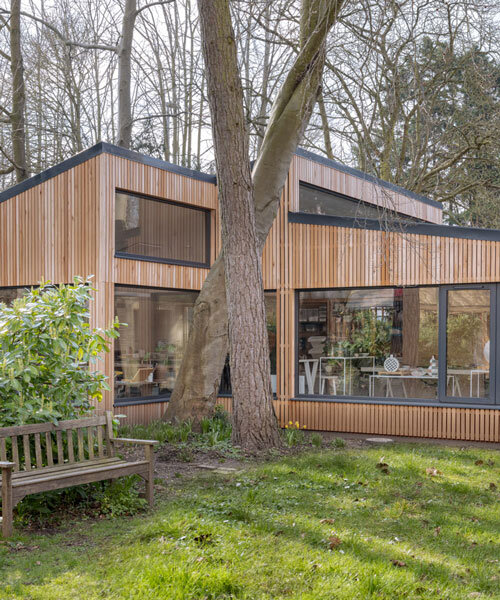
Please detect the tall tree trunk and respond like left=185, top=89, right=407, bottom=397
left=166, top=0, right=345, bottom=428
left=116, top=0, right=136, bottom=149
left=10, top=0, right=28, bottom=182
left=197, top=0, right=281, bottom=451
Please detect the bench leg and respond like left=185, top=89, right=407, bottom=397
left=1, top=468, right=13, bottom=537
left=144, top=446, right=155, bottom=508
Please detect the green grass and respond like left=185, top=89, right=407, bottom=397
left=1, top=443, right=499, bottom=599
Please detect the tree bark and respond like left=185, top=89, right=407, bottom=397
left=10, top=0, right=28, bottom=182
left=116, top=0, right=137, bottom=149
left=197, top=0, right=281, bottom=451
left=165, top=0, right=345, bottom=430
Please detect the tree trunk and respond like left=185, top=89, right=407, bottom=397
left=165, top=0, right=345, bottom=430
left=10, top=0, right=28, bottom=182
left=116, top=0, right=136, bottom=149
left=197, top=0, right=281, bottom=451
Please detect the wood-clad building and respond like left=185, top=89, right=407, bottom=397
left=1, top=142, right=499, bottom=442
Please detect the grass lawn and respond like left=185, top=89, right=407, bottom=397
left=1, top=442, right=499, bottom=599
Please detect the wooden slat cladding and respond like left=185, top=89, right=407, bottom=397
left=293, top=155, right=442, bottom=224
left=285, top=401, right=500, bottom=442
left=290, top=225, right=500, bottom=289
left=115, top=258, right=208, bottom=290
left=0, top=157, right=99, bottom=286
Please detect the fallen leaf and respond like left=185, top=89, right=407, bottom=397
left=489, top=482, right=497, bottom=490
left=434, top=526, right=441, bottom=536
left=487, top=459, right=495, bottom=466
left=474, top=460, right=484, bottom=466
left=391, top=559, right=407, bottom=567
left=320, top=518, right=335, bottom=524
left=328, top=536, right=342, bottom=550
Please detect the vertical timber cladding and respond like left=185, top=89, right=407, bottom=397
left=287, top=155, right=500, bottom=441
left=99, top=152, right=218, bottom=412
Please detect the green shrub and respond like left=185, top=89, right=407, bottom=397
left=14, top=476, right=146, bottom=527
left=200, top=406, right=232, bottom=446
left=331, top=437, right=346, bottom=448
left=310, top=433, right=323, bottom=447
left=0, top=278, right=120, bottom=426
left=283, top=421, right=306, bottom=446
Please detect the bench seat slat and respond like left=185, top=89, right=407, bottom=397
left=11, top=461, right=149, bottom=494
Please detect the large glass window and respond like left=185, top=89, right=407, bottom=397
left=115, top=192, right=210, bottom=266
left=298, top=182, right=419, bottom=222
left=114, top=286, right=198, bottom=401
left=298, top=287, right=439, bottom=399
left=446, top=289, right=491, bottom=398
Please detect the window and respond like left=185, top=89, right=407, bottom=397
left=115, top=191, right=210, bottom=266
left=298, top=285, right=498, bottom=403
left=298, top=182, right=419, bottom=222
left=446, top=289, right=491, bottom=399
left=114, top=286, right=198, bottom=402
left=218, top=293, right=277, bottom=396
left=298, top=288, right=439, bottom=399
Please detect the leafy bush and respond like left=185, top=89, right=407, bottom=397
left=0, top=278, right=120, bottom=426
left=200, top=406, right=232, bottom=446
left=120, top=406, right=232, bottom=449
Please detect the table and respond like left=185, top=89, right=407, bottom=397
left=320, top=356, right=375, bottom=396
left=369, top=374, right=457, bottom=398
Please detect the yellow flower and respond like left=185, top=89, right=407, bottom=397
left=295, top=421, right=299, bottom=428
left=288, top=421, right=293, bottom=425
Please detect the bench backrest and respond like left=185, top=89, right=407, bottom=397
left=0, top=412, right=114, bottom=473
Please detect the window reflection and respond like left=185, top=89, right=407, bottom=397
left=298, top=288, right=439, bottom=399
left=114, top=286, right=198, bottom=401
left=446, top=289, right=490, bottom=398
left=115, top=192, right=209, bottom=265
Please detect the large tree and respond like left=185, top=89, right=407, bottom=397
left=165, top=0, right=346, bottom=450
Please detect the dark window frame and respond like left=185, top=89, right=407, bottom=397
left=295, top=284, right=500, bottom=408
left=114, top=189, right=212, bottom=268
left=297, top=180, right=423, bottom=223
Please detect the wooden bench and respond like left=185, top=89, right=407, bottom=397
left=0, top=411, right=158, bottom=537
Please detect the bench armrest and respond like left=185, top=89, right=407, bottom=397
left=0, top=461, right=15, bottom=469
left=111, top=438, right=159, bottom=446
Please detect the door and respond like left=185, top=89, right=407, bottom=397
left=440, top=285, right=496, bottom=404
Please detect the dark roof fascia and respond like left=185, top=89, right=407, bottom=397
left=295, top=147, right=442, bottom=210
left=0, top=142, right=217, bottom=204
left=288, top=211, right=500, bottom=242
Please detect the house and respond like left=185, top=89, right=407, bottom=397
left=1, top=142, right=499, bottom=441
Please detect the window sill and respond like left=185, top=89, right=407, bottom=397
left=291, top=396, right=500, bottom=409
left=115, top=252, right=210, bottom=269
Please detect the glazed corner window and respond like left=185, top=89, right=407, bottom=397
left=298, top=287, right=439, bottom=400
left=114, top=286, right=198, bottom=402
left=115, top=191, right=210, bottom=267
